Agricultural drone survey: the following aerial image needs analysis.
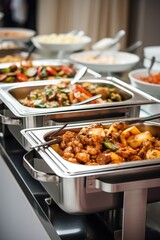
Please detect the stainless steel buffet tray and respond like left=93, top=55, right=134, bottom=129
left=0, top=78, right=138, bottom=116
left=0, top=58, right=100, bottom=83
left=0, top=76, right=159, bottom=150
left=21, top=120, right=160, bottom=214
left=0, top=76, right=158, bottom=117
left=21, top=121, right=160, bottom=176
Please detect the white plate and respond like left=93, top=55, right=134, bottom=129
left=70, top=51, right=140, bottom=73
left=32, top=34, right=91, bottom=52
left=0, top=28, right=36, bottom=42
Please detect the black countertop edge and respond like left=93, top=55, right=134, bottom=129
left=0, top=134, right=62, bottom=240
left=0, top=133, right=115, bottom=240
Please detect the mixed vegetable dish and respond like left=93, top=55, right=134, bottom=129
left=51, top=122, right=160, bottom=165
left=0, top=61, right=77, bottom=83
left=139, top=73, right=160, bottom=85
left=19, top=81, right=123, bottom=108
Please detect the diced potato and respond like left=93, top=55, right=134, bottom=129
left=120, top=126, right=141, bottom=146
left=107, top=124, right=118, bottom=136
left=110, top=152, right=124, bottom=163
left=122, top=126, right=141, bottom=137
left=127, top=131, right=153, bottom=148
left=146, top=149, right=160, bottom=159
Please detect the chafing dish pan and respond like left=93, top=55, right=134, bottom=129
left=0, top=58, right=100, bottom=83
left=0, top=76, right=159, bottom=150
left=21, top=120, right=160, bottom=215
left=0, top=78, right=140, bottom=116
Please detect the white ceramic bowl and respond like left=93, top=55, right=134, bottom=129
left=128, top=68, right=160, bottom=98
left=0, top=28, right=36, bottom=42
left=70, top=51, right=140, bottom=73
left=32, top=34, right=91, bottom=52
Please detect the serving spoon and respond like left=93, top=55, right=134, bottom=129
left=123, top=113, right=160, bottom=124
left=67, top=30, right=85, bottom=37
left=44, top=123, right=68, bottom=141
left=148, top=56, right=156, bottom=76
left=30, top=136, right=62, bottom=149
left=70, top=66, right=88, bottom=85
left=93, top=30, right=126, bottom=59
left=31, top=122, right=68, bottom=149
left=25, top=44, right=36, bottom=61
left=72, top=93, right=102, bottom=106
left=104, top=30, right=126, bottom=50
left=124, top=41, right=142, bottom=53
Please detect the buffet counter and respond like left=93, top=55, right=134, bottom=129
left=0, top=123, right=160, bottom=240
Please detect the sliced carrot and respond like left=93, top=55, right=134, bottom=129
left=75, top=84, right=92, bottom=97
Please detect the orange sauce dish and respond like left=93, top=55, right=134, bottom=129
left=139, top=73, right=160, bottom=84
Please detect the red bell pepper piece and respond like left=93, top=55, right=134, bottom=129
left=16, top=72, right=28, bottom=82
left=46, top=66, right=57, bottom=76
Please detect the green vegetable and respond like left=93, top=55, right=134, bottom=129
left=103, top=139, right=119, bottom=151
left=5, top=76, right=16, bottom=83
left=41, top=67, right=48, bottom=79
left=0, top=67, right=10, bottom=74
left=33, top=100, right=47, bottom=108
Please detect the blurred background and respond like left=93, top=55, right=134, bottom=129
left=0, top=0, right=160, bottom=57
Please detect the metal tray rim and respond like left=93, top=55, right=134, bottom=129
left=21, top=121, right=160, bottom=178
left=0, top=77, right=157, bottom=117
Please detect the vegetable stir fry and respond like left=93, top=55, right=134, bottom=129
left=51, top=122, right=160, bottom=165
left=19, top=81, right=122, bottom=108
left=0, top=61, right=77, bottom=83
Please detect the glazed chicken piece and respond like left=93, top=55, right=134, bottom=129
left=60, top=131, right=77, bottom=149
left=96, top=150, right=112, bottom=165
left=79, top=123, right=106, bottom=144
left=96, top=150, right=125, bottom=165
left=75, top=152, right=90, bottom=164
left=116, top=146, right=137, bottom=159
left=94, top=87, right=109, bottom=99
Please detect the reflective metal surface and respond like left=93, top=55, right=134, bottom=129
left=22, top=121, right=160, bottom=176
left=0, top=78, right=135, bottom=117
left=1, top=128, right=160, bottom=240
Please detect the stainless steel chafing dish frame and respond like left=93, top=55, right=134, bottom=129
left=21, top=120, right=160, bottom=177
left=0, top=76, right=159, bottom=150
left=0, top=77, right=152, bottom=117
left=0, top=76, right=159, bottom=118
left=22, top=120, right=160, bottom=240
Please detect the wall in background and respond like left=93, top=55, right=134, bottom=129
left=36, top=0, right=128, bottom=48
left=128, top=0, right=160, bottom=57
